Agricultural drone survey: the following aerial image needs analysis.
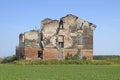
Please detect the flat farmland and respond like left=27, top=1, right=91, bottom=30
left=0, top=65, right=120, bottom=80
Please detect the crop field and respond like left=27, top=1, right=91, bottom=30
left=0, top=65, right=120, bottom=80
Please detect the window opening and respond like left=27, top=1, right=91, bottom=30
left=38, top=50, right=43, bottom=59
left=59, top=20, right=64, bottom=29
left=59, top=42, right=64, bottom=48
left=58, top=35, right=64, bottom=48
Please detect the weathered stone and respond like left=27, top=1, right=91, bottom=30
left=16, top=14, right=96, bottom=60
left=16, top=30, right=41, bottom=60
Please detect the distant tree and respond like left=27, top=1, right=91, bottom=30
left=1, top=55, right=17, bottom=63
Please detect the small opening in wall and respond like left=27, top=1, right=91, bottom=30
left=77, top=23, right=83, bottom=30
left=59, top=20, right=64, bottom=29
left=59, top=42, right=64, bottom=48
left=38, top=50, right=43, bottom=59
left=80, top=23, right=83, bottom=27
left=58, top=35, right=64, bottom=48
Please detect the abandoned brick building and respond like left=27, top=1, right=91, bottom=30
left=16, top=14, right=96, bottom=60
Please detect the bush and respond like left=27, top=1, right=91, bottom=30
left=65, top=49, right=85, bottom=60
left=2, top=56, right=120, bottom=65
left=81, top=56, right=87, bottom=60
left=0, top=58, right=3, bottom=64
left=1, top=55, right=17, bottom=64
left=8, top=59, right=120, bottom=65
left=65, top=53, right=73, bottom=60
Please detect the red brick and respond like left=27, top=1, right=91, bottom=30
left=24, top=48, right=41, bottom=60
left=43, top=48, right=59, bottom=60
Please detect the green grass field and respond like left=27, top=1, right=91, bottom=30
left=0, top=65, right=120, bottom=80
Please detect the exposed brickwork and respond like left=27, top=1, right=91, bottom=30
left=42, top=49, right=93, bottom=60
left=43, top=48, right=59, bottom=60
left=16, top=47, right=24, bottom=58
left=42, top=48, right=78, bottom=60
left=16, top=14, right=96, bottom=60
left=82, top=49, right=93, bottom=60
left=63, top=49, right=78, bottom=59
left=24, top=48, right=41, bottom=60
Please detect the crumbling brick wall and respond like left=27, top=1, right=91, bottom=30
left=43, top=48, right=59, bottom=60
left=16, top=30, right=41, bottom=59
left=16, top=14, right=96, bottom=60
left=24, top=47, right=41, bottom=60
left=41, top=14, right=96, bottom=60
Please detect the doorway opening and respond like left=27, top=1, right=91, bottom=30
left=38, top=50, right=43, bottom=59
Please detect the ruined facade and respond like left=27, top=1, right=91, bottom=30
left=16, top=30, right=41, bottom=60
left=16, top=14, right=96, bottom=60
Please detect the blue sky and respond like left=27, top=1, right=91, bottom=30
left=0, top=0, right=120, bottom=57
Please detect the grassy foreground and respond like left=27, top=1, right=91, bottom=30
left=0, top=65, right=120, bottom=80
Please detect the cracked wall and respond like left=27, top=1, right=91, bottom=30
left=41, top=18, right=59, bottom=48
left=16, top=30, right=41, bottom=59
left=24, top=30, right=40, bottom=48
left=16, top=14, right=96, bottom=60
left=41, top=14, right=96, bottom=60
left=41, top=14, right=96, bottom=50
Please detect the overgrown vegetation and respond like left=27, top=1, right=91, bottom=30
left=65, top=49, right=87, bottom=60
left=1, top=55, right=18, bottom=64
left=0, top=58, right=3, bottom=63
left=9, top=59, right=120, bottom=65
left=0, top=55, right=120, bottom=65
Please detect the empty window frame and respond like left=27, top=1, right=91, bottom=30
left=59, top=20, right=64, bottom=29
left=38, top=50, right=43, bottom=59
left=58, top=35, right=64, bottom=48
left=58, top=42, right=64, bottom=48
